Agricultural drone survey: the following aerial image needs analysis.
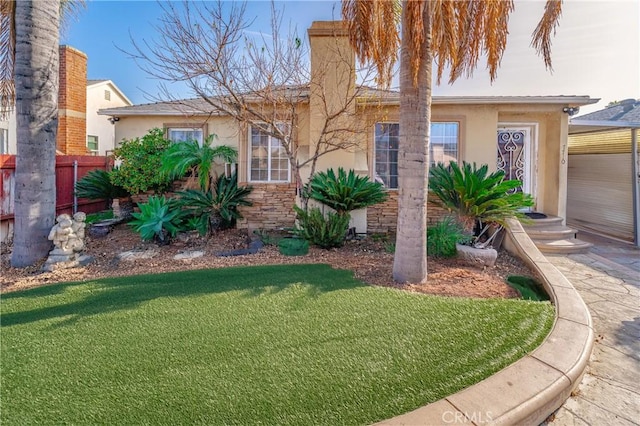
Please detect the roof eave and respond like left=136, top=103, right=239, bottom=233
left=357, top=95, right=599, bottom=107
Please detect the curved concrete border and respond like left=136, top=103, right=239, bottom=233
left=377, top=218, right=594, bottom=425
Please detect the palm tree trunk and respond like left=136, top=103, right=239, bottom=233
left=392, top=2, right=431, bottom=283
left=10, top=1, right=60, bottom=267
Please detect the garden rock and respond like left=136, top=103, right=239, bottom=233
left=173, top=250, right=205, bottom=260
left=118, top=249, right=159, bottom=261
left=43, top=213, right=88, bottom=272
left=456, top=244, right=498, bottom=268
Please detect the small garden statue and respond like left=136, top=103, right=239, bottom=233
left=43, top=212, right=91, bottom=272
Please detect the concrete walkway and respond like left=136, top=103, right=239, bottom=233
left=545, top=232, right=640, bottom=425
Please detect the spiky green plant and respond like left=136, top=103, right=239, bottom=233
left=293, top=206, right=350, bottom=249
left=427, top=216, right=473, bottom=258
left=161, top=135, right=238, bottom=192
left=75, top=169, right=130, bottom=202
left=176, top=172, right=253, bottom=234
left=306, top=168, right=387, bottom=216
left=129, top=196, right=183, bottom=244
left=429, top=161, right=534, bottom=234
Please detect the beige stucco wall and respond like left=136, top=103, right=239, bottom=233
left=87, top=82, right=132, bottom=156
left=113, top=115, right=240, bottom=150
left=111, top=100, right=570, bottom=231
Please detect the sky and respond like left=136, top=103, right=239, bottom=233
left=61, top=0, right=640, bottom=115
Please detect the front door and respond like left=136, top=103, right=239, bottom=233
left=497, top=125, right=535, bottom=197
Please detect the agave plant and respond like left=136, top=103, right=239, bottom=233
left=429, top=161, right=534, bottom=234
left=305, top=168, right=387, bottom=216
left=75, top=169, right=130, bottom=206
left=175, top=172, right=253, bottom=234
left=160, top=135, right=238, bottom=192
left=129, top=196, right=184, bottom=244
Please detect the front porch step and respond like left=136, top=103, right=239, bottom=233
left=524, top=225, right=577, bottom=240
left=521, top=215, right=592, bottom=255
left=521, top=215, right=564, bottom=228
left=532, top=238, right=593, bottom=255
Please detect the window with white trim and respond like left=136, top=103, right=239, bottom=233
left=374, top=121, right=459, bottom=189
left=0, top=128, right=8, bottom=154
left=374, top=123, right=399, bottom=189
left=87, top=135, right=99, bottom=155
left=249, top=124, right=290, bottom=182
left=167, top=127, right=204, bottom=146
left=430, top=122, right=459, bottom=167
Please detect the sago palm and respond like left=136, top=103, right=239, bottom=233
left=306, top=167, right=387, bottom=216
left=342, top=0, right=563, bottom=283
left=429, top=161, right=534, bottom=233
left=160, top=135, right=238, bottom=192
left=176, top=172, right=253, bottom=234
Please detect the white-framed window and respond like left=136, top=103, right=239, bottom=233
left=374, top=121, right=460, bottom=189
left=249, top=124, right=290, bottom=182
left=87, top=135, right=99, bottom=155
left=0, top=128, right=8, bottom=154
left=167, top=127, right=204, bottom=146
left=374, top=123, right=399, bottom=189
left=430, top=122, right=459, bottom=167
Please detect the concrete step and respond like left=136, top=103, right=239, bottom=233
left=532, top=238, right=593, bottom=255
left=524, top=225, right=577, bottom=240
left=521, top=215, right=564, bottom=229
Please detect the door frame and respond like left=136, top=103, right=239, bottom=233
left=497, top=122, right=539, bottom=205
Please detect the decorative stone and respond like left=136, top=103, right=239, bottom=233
left=456, top=244, right=498, bottom=268
left=43, top=212, right=88, bottom=272
left=173, top=250, right=204, bottom=260
left=118, top=249, right=159, bottom=261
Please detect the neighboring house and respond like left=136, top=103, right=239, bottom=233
left=0, top=46, right=131, bottom=156
left=86, top=80, right=132, bottom=156
left=99, top=21, right=597, bottom=234
left=568, top=99, right=640, bottom=245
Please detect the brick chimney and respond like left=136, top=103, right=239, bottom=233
left=57, top=45, right=87, bottom=154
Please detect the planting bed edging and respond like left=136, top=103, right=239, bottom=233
left=376, top=218, right=594, bottom=425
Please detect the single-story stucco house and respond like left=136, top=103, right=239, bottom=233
left=99, top=21, right=597, bottom=234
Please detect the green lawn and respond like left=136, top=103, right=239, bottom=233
left=1, top=264, right=554, bottom=425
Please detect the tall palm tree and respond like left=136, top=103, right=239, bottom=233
left=1, top=0, right=84, bottom=267
left=8, top=1, right=61, bottom=267
left=342, top=0, right=562, bottom=283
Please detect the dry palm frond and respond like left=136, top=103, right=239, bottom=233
left=404, top=0, right=430, bottom=86
left=343, top=0, right=561, bottom=88
left=342, top=0, right=400, bottom=87
left=0, top=0, right=85, bottom=118
left=531, top=0, right=562, bottom=71
left=0, top=0, right=16, bottom=118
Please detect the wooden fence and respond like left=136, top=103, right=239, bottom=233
left=1, top=154, right=110, bottom=226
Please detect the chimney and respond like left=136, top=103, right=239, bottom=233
left=307, top=21, right=356, bottom=169
left=57, top=45, right=87, bottom=155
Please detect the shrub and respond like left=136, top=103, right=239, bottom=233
left=427, top=217, right=472, bottom=258
left=75, top=169, right=130, bottom=204
left=160, top=136, right=238, bottom=191
left=305, top=168, right=387, bottom=215
left=175, top=172, right=253, bottom=234
left=293, top=206, right=350, bottom=249
left=429, top=161, right=534, bottom=235
left=111, top=128, right=174, bottom=195
left=129, top=196, right=184, bottom=244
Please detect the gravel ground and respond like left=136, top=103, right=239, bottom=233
left=1, top=224, right=534, bottom=298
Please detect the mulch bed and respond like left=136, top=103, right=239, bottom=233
left=1, top=225, right=534, bottom=298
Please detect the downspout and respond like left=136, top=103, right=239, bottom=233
left=631, top=128, right=639, bottom=247
left=73, top=160, right=78, bottom=214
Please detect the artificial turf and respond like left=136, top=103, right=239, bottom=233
left=1, top=264, right=554, bottom=425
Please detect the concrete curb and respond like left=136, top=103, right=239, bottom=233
left=376, top=218, right=594, bottom=425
